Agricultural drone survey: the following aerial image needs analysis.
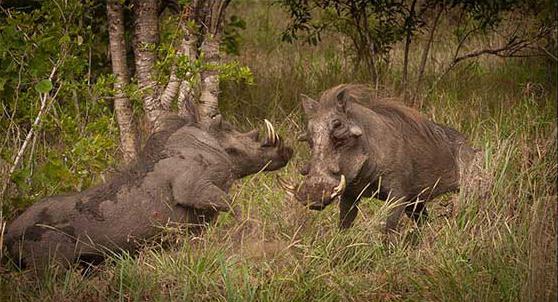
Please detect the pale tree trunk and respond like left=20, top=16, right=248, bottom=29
left=177, top=79, right=197, bottom=120
left=198, top=0, right=230, bottom=125
left=160, top=67, right=180, bottom=111
left=107, top=0, right=139, bottom=163
left=162, top=1, right=201, bottom=117
left=132, top=0, right=162, bottom=130
left=177, top=32, right=197, bottom=119
left=199, top=34, right=221, bottom=123
left=178, top=0, right=202, bottom=119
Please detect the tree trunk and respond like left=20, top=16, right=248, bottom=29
left=402, top=32, right=411, bottom=103
left=107, top=0, right=139, bottom=163
left=177, top=30, right=197, bottom=119
left=199, top=34, right=220, bottom=124
left=160, top=66, right=180, bottom=111
left=164, top=1, right=201, bottom=116
left=197, top=0, right=230, bottom=125
left=402, top=0, right=417, bottom=104
left=132, top=0, right=162, bottom=130
left=416, top=5, right=443, bottom=96
left=177, top=30, right=198, bottom=119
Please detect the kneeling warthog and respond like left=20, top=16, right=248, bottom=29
left=5, top=113, right=292, bottom=270
left=281, top=84, right=476, bottom=233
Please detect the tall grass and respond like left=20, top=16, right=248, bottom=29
left=1, top=2, right=556, bottom=301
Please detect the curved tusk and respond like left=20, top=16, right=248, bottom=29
left=330, top=175, right=346, bottom=199
left=264, top=119, right=277, bottom=145
left=340, top=174, right=346, bottom=191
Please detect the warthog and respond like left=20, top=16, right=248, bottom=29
left=4, top=113, right=292, bottom=270
left=280, top=84, right=476, bottom=232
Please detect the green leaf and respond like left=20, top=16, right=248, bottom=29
left=35, top=79, right=53, bottom=93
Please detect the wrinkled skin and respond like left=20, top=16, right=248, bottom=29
left=5, top=113, right=292, bottom=271
left=289, top=84, right=476, bottom=232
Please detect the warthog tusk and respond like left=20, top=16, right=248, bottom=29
left=264, top=119, right=277, bottom=145
left=330, top=174, right=346, bottom=199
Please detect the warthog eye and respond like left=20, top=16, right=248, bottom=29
left=332, top=128, right=349, bottom=146
left=331, top=119, right=342, bottom=129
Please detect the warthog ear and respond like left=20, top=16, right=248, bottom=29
left=301, top=94, right=318, bottom=115
left=336, top=89, right=350, bottom=113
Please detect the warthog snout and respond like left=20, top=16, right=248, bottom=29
left=279, top=174, right=346, bottom=210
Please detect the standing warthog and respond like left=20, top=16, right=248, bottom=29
left=280, top=84, right=476, bottom=232
left=4, top=113, right=292, bottom=270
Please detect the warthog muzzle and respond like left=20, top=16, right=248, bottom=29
left=279, top=174, right=346, bottom=210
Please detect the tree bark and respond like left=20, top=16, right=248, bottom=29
left=160, top=66, right=180, bottom=111
left=132, top=0, right=162, bottom=130
left=199, top=34, right=221, bottom=124
left=177, top=30, right=197, bottom=119
left=107, top=0, right=139, bottom=163
left=177, top=29, right=198, bottom=119
left=198, top=0, right=230, bottom=125
left=162, top=1, right=200, bottom=114
left=177, top=79, right=196, bottom=119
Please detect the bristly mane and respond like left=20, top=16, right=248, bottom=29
left=319, top=84, right=449, bottom=142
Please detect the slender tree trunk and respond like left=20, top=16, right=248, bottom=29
left=348, top=1, right=377, bottom=83
left=163, top=1, right=201, bottom=117
left=402, top=34, right=412, bottom=102
left=132, top=0, right=162, bottom=129
left=199, top=34, right=220, bottom=124
left=107, top=0, right=139, bottom=163
left=177, top=27, right=197, bottom=119
left=402, top=0, right=417, bottom=104
left=160, top=67, right=180, bottom=111
left=416, top=5, right=443, bottom=95
left=176, top=28, right=198, bottom=119
left=198, top=0, right=230, bottom=125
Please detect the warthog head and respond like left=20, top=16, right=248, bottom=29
left=207, top=114, right=293, bottom=178
left=281, top=89, right=368, bottom=210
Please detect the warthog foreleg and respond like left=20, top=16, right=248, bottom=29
left=404, top=201, right=428, bottom=225
left=172, top=172, right=231, bottom=212
left=339, top=194, right=359, bottom=229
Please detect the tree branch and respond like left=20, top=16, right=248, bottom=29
left=540, top=46, right=558, bottom=62
left=0, top=65, right=61, bottom=206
